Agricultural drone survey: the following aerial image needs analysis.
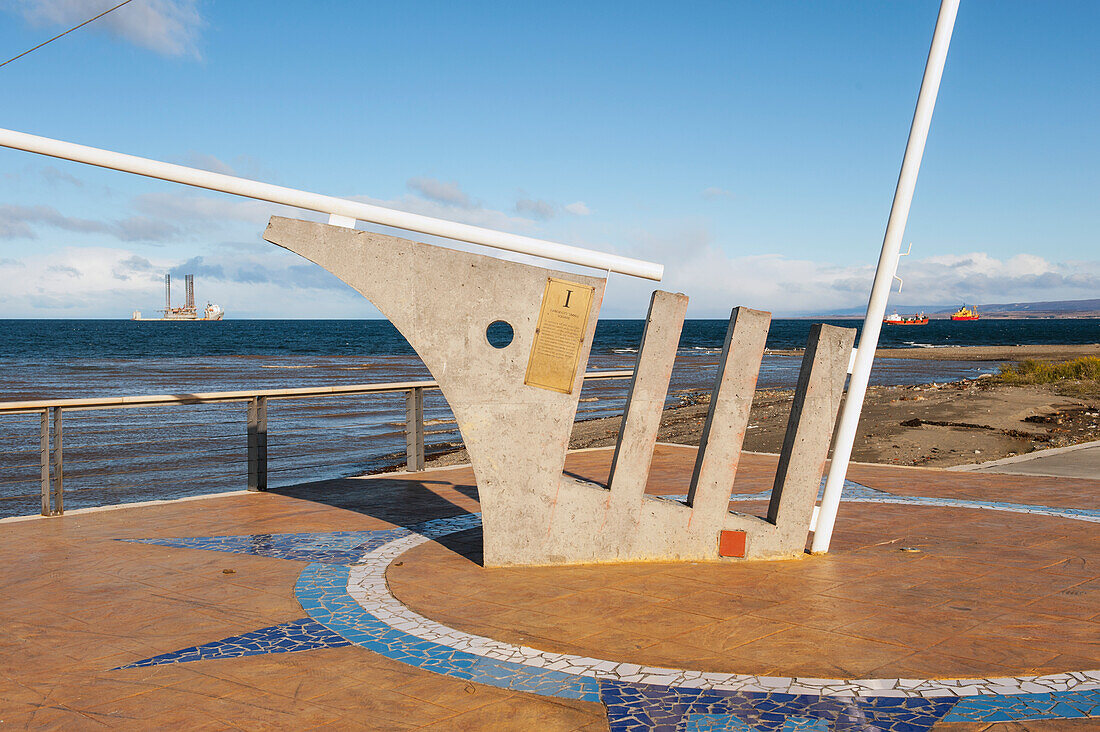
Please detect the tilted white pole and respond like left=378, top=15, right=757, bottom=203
left=811, top=0, right=960, bottom=553
left=0, top=128, right=663, bottom=281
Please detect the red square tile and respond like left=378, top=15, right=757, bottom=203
left=718, top=530, right=747, bottom=558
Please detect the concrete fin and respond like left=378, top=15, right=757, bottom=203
left=607, top=290, right=688, bottom=502
left=686, top=307, right=770, bottom=517
left=767, top=323, right=856, bottom=535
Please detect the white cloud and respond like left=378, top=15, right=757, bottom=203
left=133, top=180, right=530, bottom=236
left=606, top=225, right=1100, bottom=317
left=0, top=191, right=302, bottom=245
left=132, top=191, right=297, bottom=228
left=701, top=187, right=735, bottom=201
left=10, top=0, right=204, bottom=58
left=0, top=203, right=180, bottom=242
left=0, top=247, right=168, bottom=314
left=886, top=252, right=1100, bottom=306
left=3, top=166, right=564, bottom=258
left=170, top=152, right=280, bottom=182
left=406, top=177, right=472, bottom=208
left=177, top=152, right=236, bottom=176
left=0, top=245, right=368, bottom=317
left=28, top=178, right=537, bottom=256
left=46, top=263, right=80, bottom=277
left=515, top=198, right=556, bottom=220
left=513, top=198, right=590, bottom=219
left=39, top=166, right=84, bottom=187
left=2, top=233, right=1096, bottom=319
left=10, top=160, right=1090, bottom=319
left=349, top=192, right=534, bottom=235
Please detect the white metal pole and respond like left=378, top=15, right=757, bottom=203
left=0, top=127, right=663, bottom=281
left=811, top=0, right=960, bottom=554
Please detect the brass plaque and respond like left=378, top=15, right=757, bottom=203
left=524, top=277, right=595, bottom=394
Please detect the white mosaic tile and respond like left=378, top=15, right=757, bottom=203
left=342, top=511, right=1100, bottom=700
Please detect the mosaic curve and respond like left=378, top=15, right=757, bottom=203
left=117, top=480, right=1100, bottom=728
left=328, top=512, right=1099, bottom=711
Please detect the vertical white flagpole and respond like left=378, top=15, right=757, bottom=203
left=811, top=0, right=961, bottom=554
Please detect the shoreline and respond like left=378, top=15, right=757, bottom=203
left=425, top=370, right=1100, bottom=472
left=874, top=343, right=1100, bottom=361
left=768, top=343, right=1100, bottom=362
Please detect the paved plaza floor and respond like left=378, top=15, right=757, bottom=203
left=0, top=444, right=1097, bottom=730
left=953, top=441, right=1100, bottom=480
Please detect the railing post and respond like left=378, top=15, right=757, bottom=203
left=51, top=407, right=63, bottom=515
left=405, top=387, right=425, bottom=472
left=40, top=409, right=50, bottom=516
left=247, top=396, right=268, bottom=491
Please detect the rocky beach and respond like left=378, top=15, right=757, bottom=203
left=426, top=344, right=1100, bottom=470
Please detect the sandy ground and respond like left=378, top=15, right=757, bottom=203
left=423, top=344, right=1100, bottom=470
left=874, top=343, right=1100, bottom=361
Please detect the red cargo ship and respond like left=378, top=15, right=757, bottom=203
left=950, top=305, right=980, bottom=321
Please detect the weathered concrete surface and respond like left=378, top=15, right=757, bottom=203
left=686, top=307, right=770, bottom=518
left=951, top=439, right=1100, bottom=479
left=767, top=324, right=856, bottom=546
left=607, top=291, right=688, bottom=503
left=265, top=217, right=855, bottom=565
left=265, top=217, right=605, bottom=567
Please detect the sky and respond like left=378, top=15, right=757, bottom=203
left=0, top=0, right=1096, bottom=319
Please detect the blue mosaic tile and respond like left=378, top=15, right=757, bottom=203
left=942, top=689, right=1100, bottom=723
left=114, top=617, right=350, bottom=669
left=680, top=712, right=755, bottom=730
left=114, top=501, right=1099, bottom=731
left=122, top=528, right=410, bottom=564
left=598, top=681, right=960, bottom=732
left=296, top=562, right=601, bottom=702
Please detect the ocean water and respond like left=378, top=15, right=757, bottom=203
left=0, top=318, right=1096, bottom=517
left=2, top=317, right=1097, bottom=362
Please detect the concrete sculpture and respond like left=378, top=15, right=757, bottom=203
left=0, top=2, right=960, bottom=555
left=266, top=217, right=855, bottom=567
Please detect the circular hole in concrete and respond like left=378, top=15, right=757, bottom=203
left=485, top=320, right=514, bottom=349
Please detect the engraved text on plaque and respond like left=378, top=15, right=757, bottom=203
left=524, top=278, right=595, bottom=393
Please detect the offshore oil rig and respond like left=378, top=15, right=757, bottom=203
left=131, top=274, right=224, bottom=321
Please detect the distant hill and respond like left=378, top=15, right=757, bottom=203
left=939, top=298, right=1100, bottom=318
left=809, top=298, right=1100, bottom=319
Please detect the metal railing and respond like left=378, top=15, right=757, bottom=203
left=0, top=370, right=632, bottom=517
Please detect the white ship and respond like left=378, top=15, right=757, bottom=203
left=132, top=274, right=224, bottom=321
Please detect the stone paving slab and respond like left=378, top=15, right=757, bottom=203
left=0, top=444, right=1097, bottom=730
left=951, top=441, right=1100, bottom=480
